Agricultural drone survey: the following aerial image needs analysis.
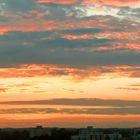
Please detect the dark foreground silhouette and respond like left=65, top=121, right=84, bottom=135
left=0, top=127, right=139, bottom=140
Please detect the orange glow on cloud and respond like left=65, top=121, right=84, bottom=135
left=0, top=19, right=104, bottom=35
left=115, top=42, right=140, bottom=52
left=0, top=64, right=101, bottom=79
left=0, top=64, right=139, bottom=79
left=62, top=32, right=140, bottom=52
left=63, top=34, right=95, bottom=40
left=36, top=0, right=77, bottom=4
left=83, top=0, right=140, bottom=7
left=36, top=0, right=140, bottom=7
left=0, top=26, right=11, bottom=36
left=63, top=31, right=140, bottom=40
left=0, top=64, right=139, bottom=102
left=0, top=88, right=7, bottom=92
left=30, top=10, right=45, bottom=17
left=0, top=19, right=56, bottom=35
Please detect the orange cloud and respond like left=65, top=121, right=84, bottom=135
left=0, top=64, right=139, bottom=79
left=63, top=31, right=140, bottom=40
left=63, top=34, right=95, bottom=40
left=0, top=88, right=7, bottom=93
left=95, top=32, right=140, bottom=40
left=0, top=19, right=56, bottom=35
left=83, top=0, right=140, bottom=7
left=0, top=26, right=11, bottom=36
left=36, top=0, right=78, bottom=4
left=129, top=71, right=140, bottom=78
left=0, top=19, right=104, bottom=36
left=36, top=0, right=140, bottom=7
left=0, top=64, right=101, bottom=79
left=62, top=31, right=140, bottom=52
left=29, top=10, right=45, bottom=17
left=115, top=42, right=140, bottom=52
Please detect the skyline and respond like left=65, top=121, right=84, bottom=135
left=0, top=0, right=140, bottom=128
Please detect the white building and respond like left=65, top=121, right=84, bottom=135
left=71, top=126, right=122, bottom=140
left=133, top=128, right=140, bottom=140
left=106, top=132, right=122, bottom=140
left=134, top=134, right=140, bottom=140
left=71, top=126, right=104, bottom=140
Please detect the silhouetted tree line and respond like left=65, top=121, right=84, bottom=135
left=0, top=128, right=138, bottom=140
left=0, top=128, right=78, bottom=140
left=31, top=129, right=78, bottom=140
left=0, top=130, right=30, bottom=140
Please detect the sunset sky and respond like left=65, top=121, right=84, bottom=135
left=0, top=0, right=140, bottom=128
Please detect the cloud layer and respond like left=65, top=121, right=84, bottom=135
left=0, top=98, right=140, bottom=115
left=0, top=0, right=140, bottom=72
left=1, top=98, right=140, bottom=107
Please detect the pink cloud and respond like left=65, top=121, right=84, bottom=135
left=0, top=64, right=139, bottom=80
left=36, top=0, right=140, bottom=7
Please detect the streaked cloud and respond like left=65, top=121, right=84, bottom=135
left=117, top=87, right=140, bottom=91
left=130, top=83, right=140, bottom=87
left=117, top=83, right=140, bottom=91
left=0, top=107, right=139, bottom=115
left=1, top=98, right=140, bottom=107
left=0, top=88, right=7, bottom=92
left=36, top=0, right=140, bottom=7
left=0, top=98, right=139, bottom=115
left=0, top=65, right=140, bottom=79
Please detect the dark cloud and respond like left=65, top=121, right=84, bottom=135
left=0, top=98, right=140, bottom=107
left=0, top=106, right=139, bottom=115
left=61, top=28, right=103, bottom=34
left=1, top=0, right=36, bottom=12
left=117, top=83, right=140, bottom=91
left=0, top=45, right=139, bottom=68
left=117, top=88, right=140, bottom=91
left=0, top=0, right=140, bottom=75
left=0, top=29, right=140, bottom=68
